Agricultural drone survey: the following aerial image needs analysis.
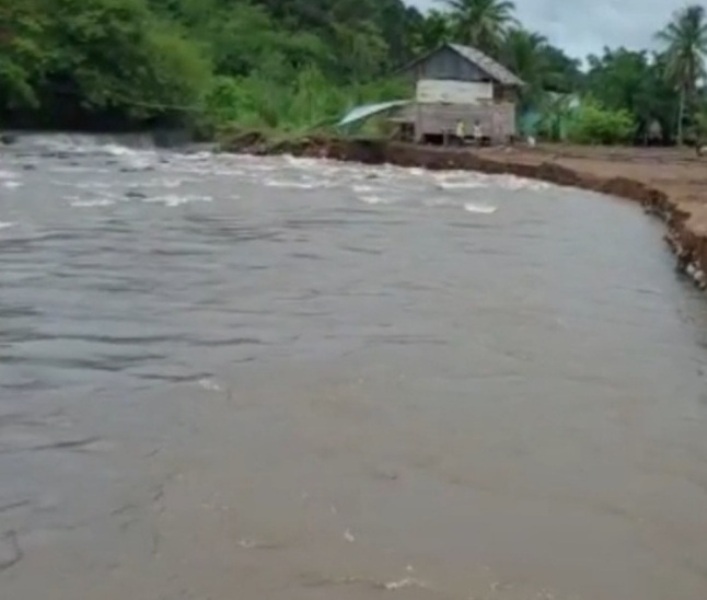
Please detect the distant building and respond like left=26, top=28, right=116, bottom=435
left=394, top=43, right=524, bottom=144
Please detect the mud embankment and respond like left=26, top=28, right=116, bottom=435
left=222, top=133, right=707, bottom=289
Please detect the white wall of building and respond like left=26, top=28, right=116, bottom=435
left=416, top=79, right=494, bottom=105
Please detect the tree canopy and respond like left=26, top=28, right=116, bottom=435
left=0, top=0, right=705, bottom=144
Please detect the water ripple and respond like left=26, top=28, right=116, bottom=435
left=2, top=136, right=707, bottom=600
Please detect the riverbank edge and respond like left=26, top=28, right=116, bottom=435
left=221, top=134, right=707, bottom=289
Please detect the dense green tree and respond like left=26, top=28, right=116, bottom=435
left=1, top=0, right=210, bottom=127
left=0, top=1, right=49, bottom=107
left=248, top=0, right=415, bottom=73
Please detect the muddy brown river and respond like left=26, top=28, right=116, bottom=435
left=2, top=135, right=707, bottom=600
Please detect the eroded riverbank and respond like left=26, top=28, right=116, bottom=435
left=223, top=135, right=707, bottom=289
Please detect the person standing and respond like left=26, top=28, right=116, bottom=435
left=455, top=119, right=465, bottom=145
left=472, top=120, right=483, bottom=146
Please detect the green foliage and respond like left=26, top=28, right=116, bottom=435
left=408, top=9, right=453, bottom=55
left=540, top=45, right=583, bottom=93
left=140, top=25, right=211, bottom=112
left=0, top=0, right=703, bottom=145
left=655, top=4, right=707, bottom=144
left=583, top=48, right=677, bottom=142
left=0, top=1, right=49, bottom=107
left=566, top=100, right=636, bottom=145
left=500, top=29, right=549, bottom=109
left=443, top=0, right=516, bottom=55
left=205, top=69, right=408, bottom=133
left=655, top=5, right=707, bottom=92
left=0, top=0, right=211, bottom=125
left=0, top=0, right=416, bottom=129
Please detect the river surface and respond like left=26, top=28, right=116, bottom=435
left=2, top=135, right=707, bottom=600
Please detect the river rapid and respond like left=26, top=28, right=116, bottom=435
left=1, top=134, right=707, bottom=600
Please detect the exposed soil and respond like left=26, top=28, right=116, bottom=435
left=222, top=135, right=707, bottom=289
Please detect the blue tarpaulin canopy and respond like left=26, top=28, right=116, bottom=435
left=337, top=100, right=411, bottom=128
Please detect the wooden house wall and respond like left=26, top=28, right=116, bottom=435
left=397, top=102, right=517, bottom=142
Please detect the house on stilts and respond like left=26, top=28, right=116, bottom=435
left=392, top=43, right=524, bottom=144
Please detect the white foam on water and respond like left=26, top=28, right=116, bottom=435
left=49, top=166, right=112, bottom=174
left=432, top=169, right=551, bottom=193
left=0, top=221, right=16, bottom=230
left=0, top=169, right=21, bottom=189
left=180, top=151, right=212, bottom=161
left=64, top=188, right=119, bottom=204
left=19, top=133, right=157, bottom=158
left=198, top=378, right=222, bottom=392
left=437, top=180, right=487, bottom=190
left=283, top=155, right=322, bottom=168
left=264, top=178, right=326, bottom=190
left=209, top=168, right=246, bottom=177
left=143, top=195, right=212, bottom=207
left=137, top=177, right=193, bottom=189
left=423, top=197, right=456, bottom=207
left=121, top=159, right=156, bottom=171
left=352, top=184, right=379, bottom=194
left=72, top=181, right=116, bottom=190
left=102, top=144, right=147, bottom=157
left=359, top=194, right=395, bottom=205
left=496, top=174, right=550, bottom=191
left=69, top=199, right=116, bottom=208
left=382, top=578, right=428, bottom=591
left=160, top=178, right=188, bottom=189
left=238, top=162, right=278, bottom=173
left=282, top=155, right=371, bottom=181
left=172, top=164, right=215, bottom=176
left=463, top=202, right=498, bottom=214
left=230, top=155, right=279, bottom=172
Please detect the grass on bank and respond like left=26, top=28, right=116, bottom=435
left=203, top=67, right=408, bottom=139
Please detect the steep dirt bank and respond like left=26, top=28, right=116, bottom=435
left=222, top=134, right=707, bottom=289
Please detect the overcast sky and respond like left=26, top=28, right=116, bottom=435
left=408, top=0, right=690, bottom=59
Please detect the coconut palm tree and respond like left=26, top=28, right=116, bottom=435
left=655, top=4, right=707, bottom=144
left=409, top=9, right=453, bottom=55
left=500, top=29, right=549, bottom=108
left=442, top=0, right=517, bottom=55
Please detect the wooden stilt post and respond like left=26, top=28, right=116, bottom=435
left=415, top=100, right=422, bottom=144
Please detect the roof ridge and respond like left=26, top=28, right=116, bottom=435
left=447, top=42, right=524, bottom=86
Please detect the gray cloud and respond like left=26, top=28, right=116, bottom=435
left=407, top=0, right=688, bottom=59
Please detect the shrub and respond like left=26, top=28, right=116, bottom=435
left=204, top=69, right=409, bottom=135
left=567, top=100, right=636, bottom=144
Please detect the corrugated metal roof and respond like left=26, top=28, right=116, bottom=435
left=448, top=43, right=524, bottom=87
left=337, top=100, right=411, bottom=127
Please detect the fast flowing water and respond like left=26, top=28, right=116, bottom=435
left=1, top=135, right=707, bottom=600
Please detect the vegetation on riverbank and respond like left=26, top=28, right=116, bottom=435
left=1, top=0, right=707, bottom=145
